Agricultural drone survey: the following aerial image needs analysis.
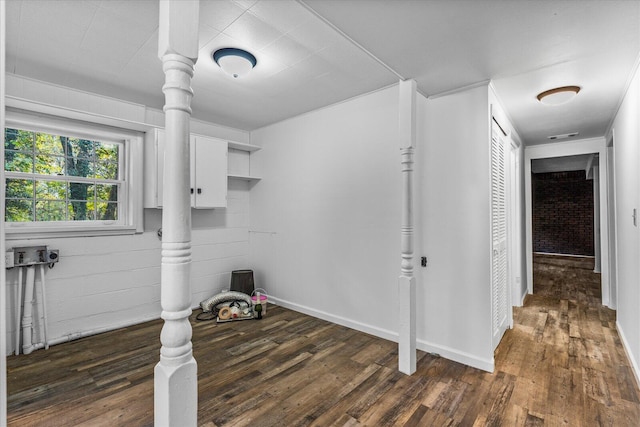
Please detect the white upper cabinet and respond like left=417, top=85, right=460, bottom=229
left=144, top=128, right=228, bottom=209
left=190, top=135, right=228, bottom=209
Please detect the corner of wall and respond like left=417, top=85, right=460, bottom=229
left=616, top=320, right=640, bottom=391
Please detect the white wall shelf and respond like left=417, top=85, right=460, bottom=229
left=228, top=141, right=261, bottom=152
left=227, top=174, right=262, bottom=182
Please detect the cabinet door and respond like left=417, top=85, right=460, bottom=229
left=191, top=135, right=228, bottom=208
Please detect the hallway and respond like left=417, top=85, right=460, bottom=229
left=6, top=255, right=640, bottom=425
left=494, top=254, right=640, bottom=425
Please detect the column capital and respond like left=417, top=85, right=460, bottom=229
left=399, top=79, right=417, bottom=149
left=158, top=0, right=200, bottom=61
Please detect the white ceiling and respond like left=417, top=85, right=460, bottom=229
left=5, top=0, right=640, bottom=145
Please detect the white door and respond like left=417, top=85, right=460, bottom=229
left=491, top=121, right=509, bottom=350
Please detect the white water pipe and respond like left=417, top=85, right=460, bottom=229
left=38, top=264, right=49, bottom=350
left=21, top=266, right=36, bottom=355
left=19, top=313, right=160, bottom=353
left=14, top=267, right=23, bottom=356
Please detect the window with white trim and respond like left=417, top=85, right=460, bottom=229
left=5, top=127, right=123, bottom=222
left=4, top=110, right=143, bottom=237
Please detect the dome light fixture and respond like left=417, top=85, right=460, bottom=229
left=212, top=48, right=257, bottom=79
left=536, top=85, right=581, bottom=105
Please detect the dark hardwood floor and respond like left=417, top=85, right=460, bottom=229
left=7, top=254, right=640, bottom=426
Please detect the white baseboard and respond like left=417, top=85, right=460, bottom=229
left=416, top=338, right=494, bottom=372
left=519, top=290, right=528, bottom=306
left=616, top=320, right=640, bottom=389
left=269, top=296, right=494, bottom=373
left=268, top=296, right=398, bottom=342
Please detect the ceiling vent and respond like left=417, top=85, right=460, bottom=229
left=547, top=132, right=579, bottom=140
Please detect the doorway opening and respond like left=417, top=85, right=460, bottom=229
left=530, top=156, right=601, bottom=304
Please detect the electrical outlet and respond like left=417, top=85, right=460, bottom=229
left=421, top=256, right=427, bottom=267
left=47, top=250, right=59, bottom=263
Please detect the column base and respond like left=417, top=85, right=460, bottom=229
left=154, top=358, right=198, bottom=427
left=398, top=275, right=416, bottom=375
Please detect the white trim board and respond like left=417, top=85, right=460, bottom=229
left=268, top=296, right=495, bottom=373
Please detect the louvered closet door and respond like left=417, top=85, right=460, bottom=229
left=491, top=123, right=508, bottom=350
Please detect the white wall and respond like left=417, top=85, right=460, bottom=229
left=416, top=86, right=494, bottom=370
left=4, top=75, right=252, bottom=355
left=249, top=86, right=402, bottom=340
left=610, top=62, right=640, bottom=384
left=250, top=84, right=512, bottom=371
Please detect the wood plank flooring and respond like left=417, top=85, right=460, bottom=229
left=7, top=254, right=640, bottom=426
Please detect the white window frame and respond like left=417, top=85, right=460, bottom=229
left=5, top=108, right=144, bottom=239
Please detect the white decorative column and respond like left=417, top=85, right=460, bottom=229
left=1, top=0, right=8, bottom=421
left=398, top=79, right=417, bottom=375
left=155, top=1, right=199, bottom=426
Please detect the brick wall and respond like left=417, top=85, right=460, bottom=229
left=532, top=170, right=594, bottom=256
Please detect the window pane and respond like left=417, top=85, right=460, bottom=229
left=68, top=201, right=91, bottom=221
left=6, top=199, right=34, bottom=222
left=68, top=182, right=92, bottom=200
left=35, top=154, right=65, bottom=175
left=94, top=161, right=118, bottom=180
left=96, top=202, right=118, bottom=221
left=65, top=155, right=95, bottom=178
left=7, top=178, right=35, bottom=222
left=6, top=178, right=34, bottom=199
left=94, top=184, right=118, bottom=202
left=36, top=180, right=66, bottom=200
left=68, top=182, right=92, bottom=221
left=96, top=143, right=119, bottom=162
left=36, top=200, right=67, bottom=221
left=5, top=128, right=34, bottom=151
left=66, top=138, right=95, bottom=160
left=5, top=150, right=33, bottom=173
left=35, top=132, right=65, bottom=156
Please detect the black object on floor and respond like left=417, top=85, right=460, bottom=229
left=230, top=269, right=254, bottom=295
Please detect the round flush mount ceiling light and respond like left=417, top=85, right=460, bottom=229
left=536, top=86, right=581, bottom=105
left=213, top=48, right=257, bottom=78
